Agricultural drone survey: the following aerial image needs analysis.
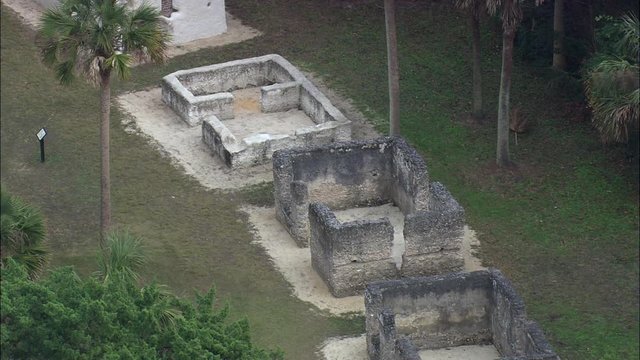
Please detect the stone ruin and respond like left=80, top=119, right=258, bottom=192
left=365, top=269, right=560, bottom=360
left=272, top=137, right=465, bottom=297
left=161, top=54, right=351, bottom=168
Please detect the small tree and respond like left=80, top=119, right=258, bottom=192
left=1, top=247, right=283, bottom=359
left=0, top=189, right=47, bottom=279
left=38, top=0, right=170, bottom=247
left=487, top=0, right=544, bottom=167
left=96, top=230, right=146, bottom=284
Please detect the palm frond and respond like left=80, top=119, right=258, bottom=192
left=38, top=0, right=169, bottom=85
left=11, top=243, right=48, bottom=279
left=0, top=191, right=48, bottom=278
left=97, top=230, right=146, bottom=284
left=122, top=4, right=170, bottom=64
left=105, top=52, right=133, bottom=80
left=618, top=13, right=639, bottom=60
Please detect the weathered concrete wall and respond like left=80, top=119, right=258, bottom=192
left=309, top=203, right=397, bottom=297
left=261, top=82, right=300, bottom=113
left=163, top=55, right=292, bottom=125
left=273, top=137, right=417, bottom=246
left=389, top=140, right=430, bottom=214
left=274, top=137, right=465, bottom=297
left=402, top=182, right=465, bottom=278
left=365, top=270, right=560, bottom=360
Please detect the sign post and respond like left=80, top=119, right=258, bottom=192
left=36, top=128, right=47, bottom=163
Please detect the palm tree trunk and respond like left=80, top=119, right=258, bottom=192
left=497, top=27, right=515, bottom=167
left=100, top=70, right=112, bottom=247
left=161, top=0, right=172, bottom=17
left=470, top=9, right=483, bottom=120
left=552, top=0, right=566, bottom=70
left=384, top=0, right=401, bottom=136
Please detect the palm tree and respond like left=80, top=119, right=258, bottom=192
left=384, top=0, right=401, bottom=136
left=486, top=0, right=544, bottom=167
left=0, top=190, right=48, bottom=279
left=38, top=0, right=170, bottom=248
left=492, top=0, right=521, bottom=167
left=455, top=0, right=485, bottom=120
left=97, top=230, right=146, bottom=284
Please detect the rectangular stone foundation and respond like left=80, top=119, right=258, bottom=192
left=162, top=54, right=351, bottom=168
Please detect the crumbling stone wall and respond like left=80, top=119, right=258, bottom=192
left=273, top=137, right=465, bottom=297
left=365, top=270, right=560, bottom=360
left=273, top=137, right=431, bottom=246
left=309, top=203, right=397, bottom=297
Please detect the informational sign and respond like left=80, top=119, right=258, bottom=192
left=36, top=127, right=47, bottom=162
left=36, top=128, right=47, bottom=140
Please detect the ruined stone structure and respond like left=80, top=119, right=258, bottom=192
left=365, top=269, right=560, bottom=360
left=273, top=137, right=465, bottom=297
left=162, top=54, right=351, bottom=168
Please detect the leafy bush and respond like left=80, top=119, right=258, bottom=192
left=1, top=261, right=283, bottom=359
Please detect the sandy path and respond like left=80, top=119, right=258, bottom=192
left=117, top=88, right=274, bottom=190
left=243, top=205, right=364, bottom=315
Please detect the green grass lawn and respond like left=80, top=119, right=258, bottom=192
left=1, top=1, right=638, bottom=359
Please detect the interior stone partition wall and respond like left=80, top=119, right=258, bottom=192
left=365, top=270, right=560, bottom=360
left=273, top=137, right=465, bottom=297
left=162, top=54, right=351, bottom=168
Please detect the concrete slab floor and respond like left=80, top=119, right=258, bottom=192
left=320, top=335, right=501, bottom=360
left=228, top=87, right=317, bottom=140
